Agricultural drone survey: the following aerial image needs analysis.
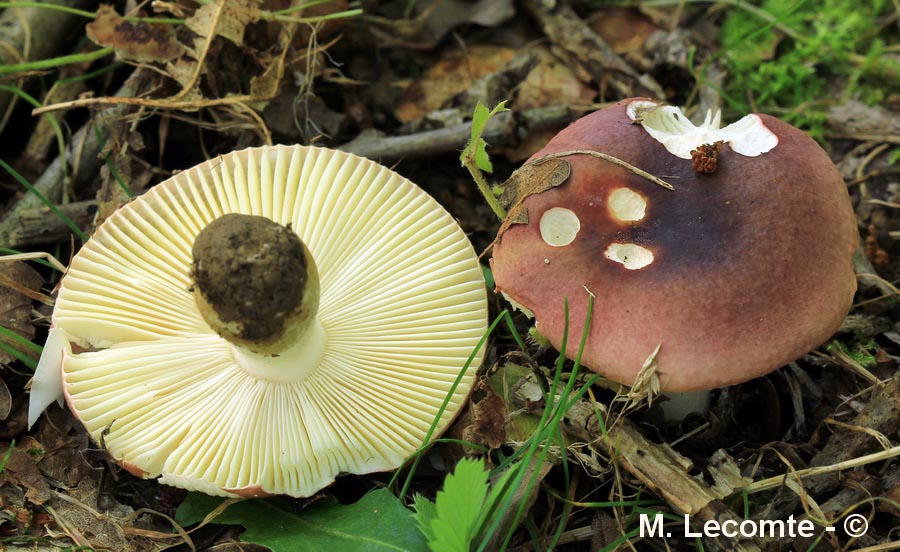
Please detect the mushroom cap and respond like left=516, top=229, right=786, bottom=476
left=490, top=98, right=858, bottom=392
left=49, top=145, right=488, bottom=497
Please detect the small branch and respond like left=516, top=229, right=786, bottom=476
left=32, top=93, right=263, bottom=115
left=339, top=105, right=574, bottom=163
left=7, top=200, right=97, bottom=248
left=534, top=150, right=675, bottom=191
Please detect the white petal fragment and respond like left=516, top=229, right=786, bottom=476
left=608, top=188, right=647, bottom=222
left=27, top=327, right=70, bottom=428
left=633, top=102, right=778, bottom=159
left=604, top=243, right=654, bottom=270
left=539, top=207, right=581, bottom=247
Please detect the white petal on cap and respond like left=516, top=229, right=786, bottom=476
left=635, top=103, right=778, bottom=159
left=53, top=145, right=489, bottom=497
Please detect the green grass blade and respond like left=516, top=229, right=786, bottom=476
left=0, top=325, right=43, bottom=355
left=0, top=441, right=14, bottom=473
left=0, top=337, right=38, bottom=370
left=0, top=47, right=113, bottom=75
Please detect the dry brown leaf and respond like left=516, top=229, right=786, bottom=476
left=185, top=0, right=262, bottom=47
left=394, top=46, right=516, bottom=123
left=497, top=158, right=571, bottom=237
left=164, top=58, right=206, bottom=102
left=86, top=5, right=184, bottom=63
left=0, top=261, right=43, bottom=366
left=880, top=479, right=900, bottom=518
left=588, top=7, right=662, bottom=55
left=462, top=384, right=507, bottom=452
left=515, top=48, right=595, bottom=112
left=0, top=443, right=53, bottom=505
left=0, top=378, right=10, bottom=420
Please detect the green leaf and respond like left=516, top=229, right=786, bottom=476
left=175, top=488, right=426, bottom=552
left=426, top=458, right=490, bottom=552
left=411, top=494, right=437, bottom=543
left=461, top=101, right=508, bottom=174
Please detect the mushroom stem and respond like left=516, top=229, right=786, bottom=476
left=659, top=390, right=711, bottom=420
left=192, top=213, right=320, bottom=356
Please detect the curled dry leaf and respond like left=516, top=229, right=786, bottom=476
left=461, top=382, right=507, bottom=452
left=86, top=5, right=184, bottom=63
left=496, top=158, right=571, bottom=236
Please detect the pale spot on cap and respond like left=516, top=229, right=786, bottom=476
left=604, top=243, right=654, bottom=270
left=540, top=207, right=581, bottom=247
left=608, top=188, right=647, bottom=222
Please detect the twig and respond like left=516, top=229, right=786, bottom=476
left=32, top=92, right=263, bottom=115
left=0, top=251, right=67, bottom=272
left=339, top=105, right=574, bottom=163
left=741, top=444, right=900, bottom=494
left=534, top=150, right=675, bottom=191
left=826, top=133, right=900, bottom=145
left=6, top=200, right=97, bottom=248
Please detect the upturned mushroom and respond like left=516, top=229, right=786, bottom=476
left=490, top=98, right=858, bottom=392
left=28, top=145, right=489, bottom=497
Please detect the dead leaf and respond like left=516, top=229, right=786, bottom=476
left=496, top=158, right=571, bottom=236
left=880, top=479, right=900, bottom=518
left=423, top=0, right=514, bottom=46
left=394, top=46, right=516, bottom=123
left=185, top=0, right=262, bottom=47
left=588, top=7, right=662, bottom=55
left=462, top=383, right=506, bottom=452
left=86, top=5, right=184, bottom=63
left=515, top=48, right=595, bottom=112
left=0, top=379, right=10, bottom=420
left=0, top=262, right=43, bottom=366
left=827, top=100, right=900, bottom=137
left=0, top=442, right=52, bottom=505
left=374, top=0, right=514, bottom=50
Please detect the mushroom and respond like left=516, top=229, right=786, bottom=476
left=490, top=98, right=858, bottom=394
left=28, top=145, right=489, bottom=497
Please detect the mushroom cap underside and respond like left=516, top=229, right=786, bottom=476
left=491, top=99, right=859, bottom=391
left=51, top=145, right=489, bottom=497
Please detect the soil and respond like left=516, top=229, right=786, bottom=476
left=192, top=213, right=310, bottom=346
